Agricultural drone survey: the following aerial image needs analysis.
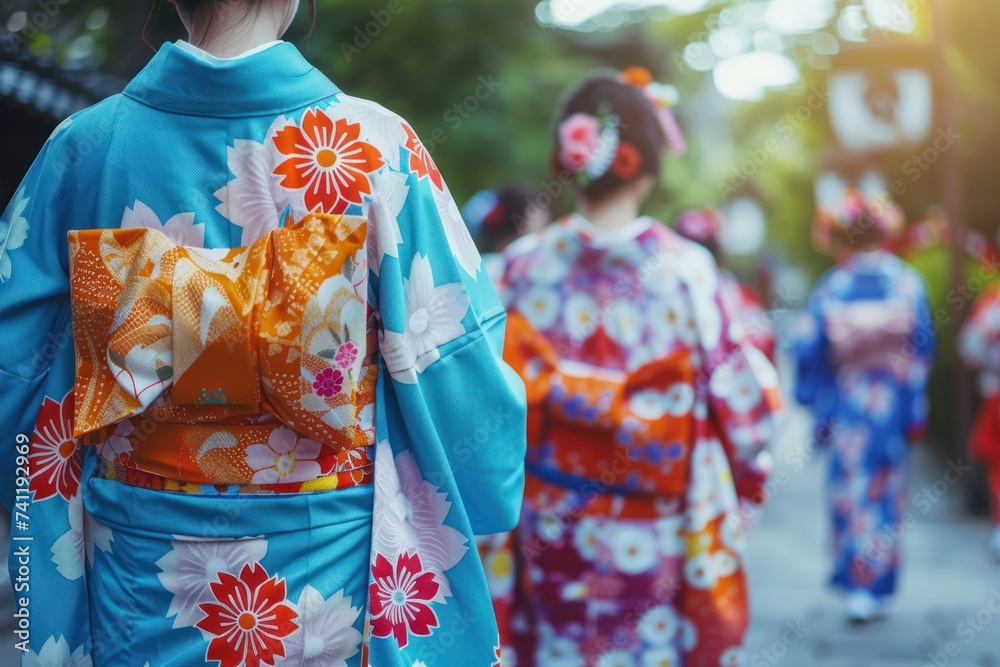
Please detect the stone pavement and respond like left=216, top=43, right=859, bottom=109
left=744, top=375, right=1000, bottom=667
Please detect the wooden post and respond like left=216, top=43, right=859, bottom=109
left=929, top=0, right=974, bottom=453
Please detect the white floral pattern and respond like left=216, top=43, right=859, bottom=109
left=434, top=184, right=482, bottom=279
left=0, top=186, right=29, bottom=281
left=155, top=537, right=268, bottom=628
left=380, top=254, right=471, bottom=384
left=518, top=286, right=561, bottom=331
left=641, top=647, right=680, bottom=667
left=609, top=524, right=658, bottom=574
left=371, top=440, right=468, bottom=597
left=638, top=605, right=680, bottom=647
left=23, top=635, right=92, bottom=667
left=245, top=427, right=324, bottom=484
left=96, top=420, right=135, bottom=462
left=214, top=115, right=300, bottom=245
left=50, top=494, right=113, bottom=581
left=122, top=200, right=205, bottom=248
left=279, top=586, right=363, bottom=667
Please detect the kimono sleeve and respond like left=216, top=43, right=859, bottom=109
left=0, top=135, right=75, bottom=514
left=692, top=250, right=782, bottom=465
left=959, top=284, right=1000, bottom=372
left=373, top=127, right=527, bottom=535
left=792, top=285, right=834, bottom=408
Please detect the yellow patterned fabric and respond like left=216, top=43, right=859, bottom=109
left=68, top=213, right=375, bottom=485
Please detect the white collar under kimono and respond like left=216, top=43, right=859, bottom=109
left=565, top=212, right=655, bottom=246
left=174, top=39, right=285, bottom=62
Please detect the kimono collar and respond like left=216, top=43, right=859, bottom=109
left=565, top=213, right=655, bottom=246
left=848, top=248, right=900, bottom=276
left=123, top=41, right=340, bottom=118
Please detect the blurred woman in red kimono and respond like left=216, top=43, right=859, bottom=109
left=674, top=207, right=777, bottom=514
left=674, top=208, right=777, bottom=363
left=959, top=282, right=1000, bottom=560
left=500, top=68, right=782, bottom=666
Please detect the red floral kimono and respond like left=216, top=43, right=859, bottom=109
left=497, top=214, right=782, bottom=666
left=959, top=282, right=1000, bottom=524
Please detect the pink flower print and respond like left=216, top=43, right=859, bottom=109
left=334, top=342, right=359, bottom=369
left=313, top=368, right=345, bottom=397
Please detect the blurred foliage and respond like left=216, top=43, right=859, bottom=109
left=10, top=1, right=1000, bottom=243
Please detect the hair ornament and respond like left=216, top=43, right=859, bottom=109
left=812, top=188, right=905, bottom=253
left=620, top=66, right=687, bottom=155
left=557, top=106, right=622, bottom=185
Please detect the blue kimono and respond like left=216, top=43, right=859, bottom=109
left=0, top=40, right=525, bottom=666
left=793, top=249, right=933, bottom=598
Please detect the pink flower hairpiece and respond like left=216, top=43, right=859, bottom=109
left=557, top=110, right=621, bottom=183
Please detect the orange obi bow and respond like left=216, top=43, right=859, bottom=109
left=68, top=213, right=373, bottom=455
left=503, top=312, right=697, bottom=497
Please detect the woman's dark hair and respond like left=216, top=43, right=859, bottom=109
left=481, top=184, right=549, bottom=251
left=552, top=75, right=665, bottom=202
left=157, top=0, right=317, bottom=44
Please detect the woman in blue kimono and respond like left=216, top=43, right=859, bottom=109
left=0, top=1, right=525, bottom=665
left=794, top=190, right=934, bottom=623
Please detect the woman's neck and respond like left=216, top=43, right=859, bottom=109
left=188, top=7, right=284, bottom=58
left=576, top=192, right=641, bottom=232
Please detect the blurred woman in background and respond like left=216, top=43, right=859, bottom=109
left=674, top=207, right=777, bottom=363
left=500, top=68, right=782, bottom=666
left=794, top=190, right=934, bottom=622
left=674, top=207, right=776, bottom=515
left=958, top=282, right=1000, bottom=561
left=0, top=1, right=526, bottom=664
left=461, top=183, right=551, bottom=656
left=464, top=184, right=551, bottom=286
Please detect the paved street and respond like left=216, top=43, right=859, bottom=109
left=745, top=360, right=1000, bottom=667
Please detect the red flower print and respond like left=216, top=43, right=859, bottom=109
left=196, top=563, right=298, bottom=667
left=611, top=141, right=641, bottom=180
left=369, top=551, right=441, bottom=648
left=272, top=108, right=384, bottom=214
left=29, top=391, right=81, bottom=502
left=312, top=368, right=344, bottom=397
left=403, top=124, right=444, bottom=190
left=334, top=341, right=359, bottom=369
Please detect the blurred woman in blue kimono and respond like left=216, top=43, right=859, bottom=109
left=0, top=1, right=525, bottom=665
left=794, top=190, right=934, bottom=623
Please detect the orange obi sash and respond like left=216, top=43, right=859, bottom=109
left=68, top=213, right=376, bottom=491
left=503, top=312, right=697, bottom=498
